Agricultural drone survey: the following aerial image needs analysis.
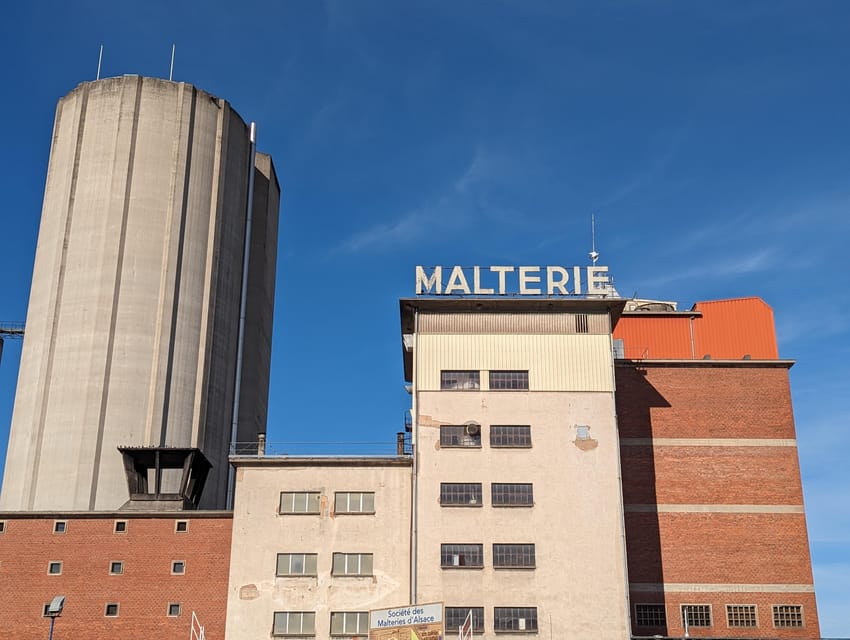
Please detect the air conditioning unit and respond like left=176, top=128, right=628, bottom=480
left=464, top=422, right=481, bottom=437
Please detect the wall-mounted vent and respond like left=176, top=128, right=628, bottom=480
left=575, top=313, right=589, bottom=333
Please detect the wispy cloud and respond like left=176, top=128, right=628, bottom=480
left=640, top=247, right=777, bottom=288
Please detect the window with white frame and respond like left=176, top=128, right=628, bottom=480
left=727, top=605, right=757, bottom=628
left=332, top=553, right=373, bottom=576
left=335, top=492, right=375, bottom=514
left=494, top=607, right=537, bottom=632
left=273, top=611, right=316, bottom=636
left=772, top=605, right=803, bottom=628
left=441, top=544, right=484, bottom=568
left=330, top=611, right=369, bottom=636
left=276, top=553, right=318, bottom=576
left=682, top=605, right=712, bottom=628
left=280, top=491, right=321, bottom=514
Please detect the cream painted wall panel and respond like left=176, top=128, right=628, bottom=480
left=416, top=334, right=614, bottom=391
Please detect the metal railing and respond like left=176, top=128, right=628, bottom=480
left=230, top=438, right=411, bottom=458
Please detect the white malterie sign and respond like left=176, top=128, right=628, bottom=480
left=415, top=265, right=611, bottom=296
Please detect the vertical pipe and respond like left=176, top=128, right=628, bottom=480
left=96, top=45, right=103, bottom=81
left=169, top=44, right=176, bottom=82
left=226, top=122, right=257, bottom=510
left=410, top=309, right=420, bottom=604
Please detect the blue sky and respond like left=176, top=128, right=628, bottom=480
left=0, top=1, right=848, bottom=635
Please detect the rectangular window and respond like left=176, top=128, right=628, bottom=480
left=440, top=425, right=482, bottom=448
left=441, top=370, right=480, bottom=390
left=171, top=560, right=186, bottom=575
left=277, top=553, right=318, bottom=576
left=175, top=520, right=189, bottom=533
left=105, top=603, right=119, bottom=617
left=53, top=520, right=67, bottom=534
left=113, top=520, right=127, bottom=533
left=47, top=561, right=62, bottom=575
left=332, top=553, right=373, bottom=576
left=109, top=561, right=124, bottom=575
left=335, top=492, right=375, bottom=514
left=280, top=492, right=321, bottom=514
left=493, top=544, right=535, bottom=569
left=273, top=611, right=316, bottom=636
left=441, top=544, right=484, bottom=568
left=727, top=605, right=757, bottom=628
left=330, top=611, right=369, bottom=636
left=491, top=483, right=533, bottom=507
left=773, top=605, right=803, bottom=628
left=489, top=371, right=528, bottom=390
left=0, top=520, right=7, bottom=533
left=682, top=605, right=712, bottom=628
left=42, top=604, right=51, bottom=617
left=490, top=426, right=532, bottom=448
left=634, top=604, right=666, bottom=627
left=494, top=607, right=538, bottom=633
left=440, top=483, right=483, bottom=506
left=168, top=603, right=182, bottom=617
left=445, top=607, right=484, bottom=633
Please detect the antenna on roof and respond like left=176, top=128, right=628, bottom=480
left=589, top=213, right=599, bottom=265
left=96, top=44, right=103, bottom=80
left=169, top=44, right=176, bottom=81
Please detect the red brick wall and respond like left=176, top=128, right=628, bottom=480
left=629, top=591, right=819, bottom=639
left=0, top=514, right=231, bottom=640
left=616, top=363, right=819, bottom=639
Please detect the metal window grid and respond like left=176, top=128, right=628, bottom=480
left=727, top=605, right=757, bottom=628
left=682, top=605, right=712, bottom=627
left=441, top=544, right=484, bottom=568
left=493, top=607, right=538, bottom=632
left=492, top=544, right=535, bottom=568
left=634, top=604, right=666, bottom=627
left=773, top=605, right=803, bottom=628
left=440, top=370, right=480, bottom=390
left=489, top=371, right=529, bottom=390
left=491, top=483, right=533, bottom=506
left=440, top=426, right=482, bottom=448
left=490, top=425, right=532, bottom=447
left=445, top=607, right=484, bottom=633
left=440, top=483, right=483, bottom=506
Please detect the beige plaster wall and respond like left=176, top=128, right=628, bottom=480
left=226, top=461, right=413, bottom=640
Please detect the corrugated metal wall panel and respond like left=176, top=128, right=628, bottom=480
left=693, top=298, right=778, bottom=359
left=419, top=312, right=610, bottom=335
left=613, top=316, right=694, bottom=359
left=416, top=334, right=614, bottom=391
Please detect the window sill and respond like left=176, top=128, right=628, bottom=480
left=333, top=511, right=376, bottom=516
left=440, top=503, right=484, bottom=508
left=331, top=574, right=374, bottom=578
left=279, top=512, right=322, bottom=516
left=441, top=565, right=484, bottom=570
left=493, top=566, right=536, bottom=570
left=276, top=574, right=318, bottom=578
left=492, top=504, right=534, bottom=508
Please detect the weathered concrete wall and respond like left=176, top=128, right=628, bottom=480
left=226, top=459, right=412, bottom=640
left=0, top=76, right=278, bottom=511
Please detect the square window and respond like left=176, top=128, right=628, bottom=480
left=494, top=607, right=537, bottom=633
left=280, top=491, right=321, bottom=515
left=42, top=603, right=51, bottom=617
left=273, top=611, right=316, bottom=636
left=492, top=543, right=535, bottom=569
left=168, top=603, right=181, bottom=617
left=334, top=492, right=375, bottom=514
left=277, top=553, right=318, bottom=576
left=113, top=520, right=127, bottom=533
left=489, top=371, right=528, bottom=391
left=440, top=483, right=483, bottom=506
left=773, top=605, right=803, bottom=628
left=441, top=544, right=484, bottom=568
left=105, top=603, right=119, bottom=617
left=445, top=607, right=484, bottom=634
left=0, top=520, right=6, bottom=534
left=109, top=561, right=124, bottom=575
left=47, top=561, right=62, bottom=575
left=175, top=520, right=188, bottom=533
left=635, top=604, right=666, bottom=627
left=440, top=370, right=480, bottom=390
left=171, top=561, right=186, bottom=575
left=53, top=520, right=67, bottom=534
left=440, top=425, right=482, bottom=448
left=727, top=604, right=757, bottom=628
left=330, top=611, right=369, bottom=636
left=682, top=604, right=712, bottom=628
left=332, top=553, right=374, bottom=576
left=491, top=483, right=533, bottom=507
left=490, top=426, right=532, bottom=448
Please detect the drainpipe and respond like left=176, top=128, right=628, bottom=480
left=410, top=309, right=420, bottom=604
left=226, top=122, right=257, bottom=510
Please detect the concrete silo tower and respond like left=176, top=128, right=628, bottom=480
left=0, top=76, right=279, bottom=511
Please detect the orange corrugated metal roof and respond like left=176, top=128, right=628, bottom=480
left=613, top=297, right=779, bottom=360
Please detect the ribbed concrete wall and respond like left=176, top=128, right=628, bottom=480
left=0, top=76, right=278, bottom=511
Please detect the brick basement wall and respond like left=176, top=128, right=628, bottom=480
left=0, top=514, right=232, bottom=639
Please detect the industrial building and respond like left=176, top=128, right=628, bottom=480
left=0, top=76, right=820, bottom=640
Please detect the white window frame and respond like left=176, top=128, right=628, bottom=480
left=276, top=553, right=318, bottom=577
left=273, top=611, right=316, bottom=636
left=334, top=492, right=375, bottom=514
left=332, top=552, right=374, bottom=576
left=280, top=491, right=321, bottom=515
left=330, top=611, right=369, bottom=636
